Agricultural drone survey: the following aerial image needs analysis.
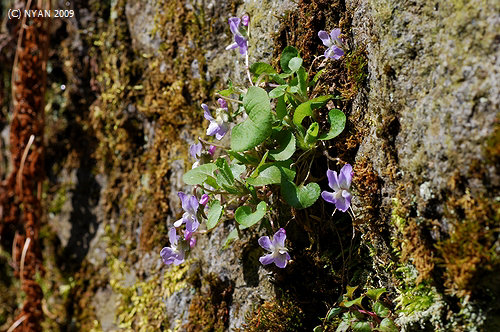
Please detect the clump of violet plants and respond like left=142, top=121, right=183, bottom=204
left=161, top=15, right=352, bottom=268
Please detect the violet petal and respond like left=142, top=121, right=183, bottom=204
left=259, top=253, right=275, bottom=265
left=258, top=236, right=272, bottom=251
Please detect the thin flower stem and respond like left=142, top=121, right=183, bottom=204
left=215, top=94, right=243, bottom=104
left=197, top=186, right=226, bottom=196
left=333, top=223, right=346, bottom=285
left=245, top=52, right=254, bottom=86
left=302, top=154, right=315, bottom=185
left=197, top=137, right=226, bottom=149
left=308, top=55, right=325, bottom=76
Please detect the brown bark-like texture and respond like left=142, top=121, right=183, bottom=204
left=0, top=3, right=49, bottom=331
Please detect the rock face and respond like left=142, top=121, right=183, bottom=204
left=0, top=0, right=498, bottom=331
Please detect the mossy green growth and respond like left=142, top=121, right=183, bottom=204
left=109, top=255, right=189, bottom=331
left=48, top=185, right=69, bottom=214
left=239, top=296, right=305, bottom=332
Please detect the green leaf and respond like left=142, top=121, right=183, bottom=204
left=352, top=322, right=371, bottom=332
left=305, top=122, right=319, bottom=145
left=313, top=326, right=324, bottom=332
left=231, top=87, right=272, bottom=151
left=336, top=321, right=350, bottom=332
left=378, top=318, right=398, bottom=332
left=275, top=95, right=287, bottom=120
left=346, top=285, right=358, bottom=299
left=281, top=180, right=320, bottom=209
left=326, top=307, right=343, bottom=321
left=250, top=62, right=277, bottom=76
left=343, top=296, right=364, bottom=308
left=215, top=158, right=239, bottom=194
left=311, top=69, right=325, bottom=86
left=292, top=95, right=333, bottom=130
left=247, top=161, right=296, bottom=186
left=289, top=85, right=300, bottom=94
left=366, top=288, right=386, bottom=302
left=223, top=228, right=238, bottom=249
left=230, top=164, right=246, bottom=179
left=373, top=301, right=390, bottom=318
left=318, top=109, right=346, bottom=140
left=206, top=200, right=223, bottom=230
left=250, top=151, right=269, bottom=178
left=235, top=201, right=267, bottom=228
left=183, top=163, right=217, bottom=185
left=269, top=130, right=296, bottom=161
left=228, top=151, right=259, bottom=165
left=270, top=73, right=287, bottom=85
left=288, top=57, right=303, bottom=73
left=297, top=67, right=308, bottom=96
left=269, top=85, right=288, bottom=99
left=216, top=158, right=234, bottom=182
left=280, top=46, right=300, bottom=74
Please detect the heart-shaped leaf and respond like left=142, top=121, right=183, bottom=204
left=269, top=130, right=296, bottom=161
left=288, top=57, right=303, bottom=73
left=183, top=163, right=217, bottom=185
left=231, top=87, right=272, bottom=151
left=280, top=46, right=300, bottom=73
left=318, top=109, right=346, bottom=140
left=250, top=62, right=277, bottom=77
left=235, top=201, right=267, bottom=228
left=246, top=161, right=296, bottom=186
left=293, top=95, right=333, bottom=130
left=281, top=180, right=320, bottom=209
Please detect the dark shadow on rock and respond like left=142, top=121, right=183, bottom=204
left=59, top=166, right=100, bottom=272
left=242, top=241, right=261, bottom=287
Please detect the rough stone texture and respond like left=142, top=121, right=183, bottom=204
left=1, top=0, right=499, bottom=330
left=353, top=0, right=499, bottom=209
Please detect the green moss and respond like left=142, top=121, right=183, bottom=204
left=48, top=185, right=69, bottom=214
left=239, top=296, right=305, bottom=332
left=108, top=255, right=189, bottom=331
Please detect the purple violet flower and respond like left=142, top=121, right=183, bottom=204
left=202, top=103, right=229, bottom=140
left=217, top=98, right=228, bottom=109
left=199, top=194, right=209, bottom=206
left=225, top=17, right=248, bottom=55
left=208, top=145, right=216, bottom=156
left=183, top=229, right=197, bottom=248
left=190, top=142, right=203, bottom=168
left=190, top=142, right=202, bottom=160
left=318, top=29, right=345, bottom=60
left=173, top=192, right=200, bottom=232
left=160, top=227, right=185, bottom=265
left=241, top=14, right=249, bottom=27
left=258, top=228, right=291, bottom=268
left=321, top=164, right=353, bottom=212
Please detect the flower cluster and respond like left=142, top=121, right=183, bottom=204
left=161, top=16, right=353, bottom=271
left=226, top=15, right=249, bottom=55
left=160, top=191, right=207, bottom=265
